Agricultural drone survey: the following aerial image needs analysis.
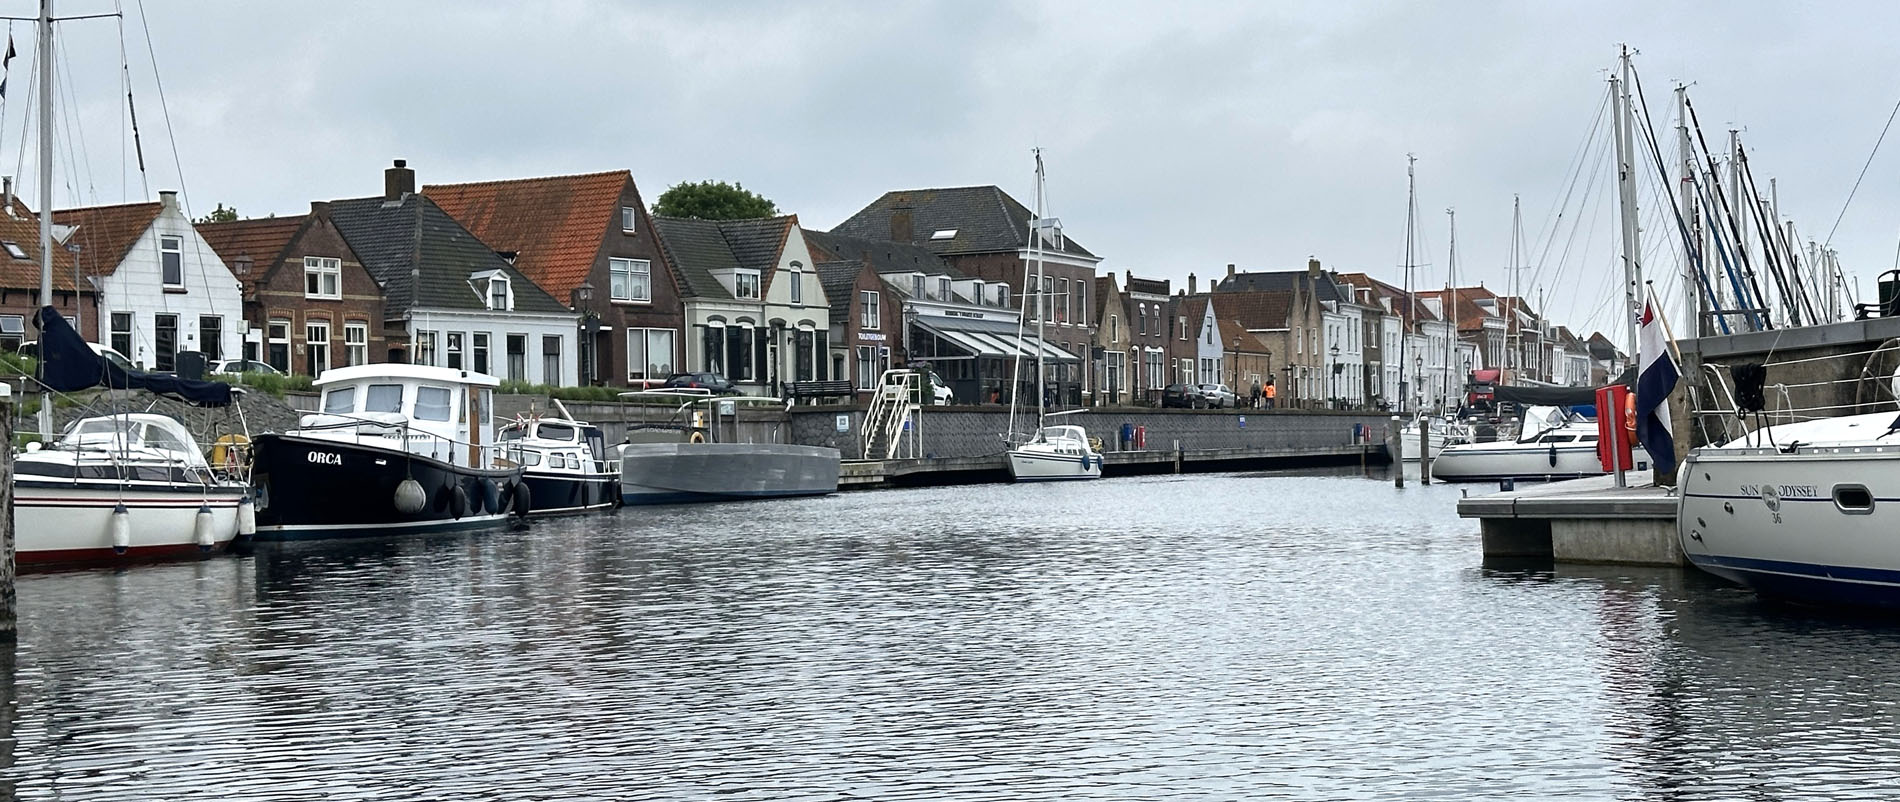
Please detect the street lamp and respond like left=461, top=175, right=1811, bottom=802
left=1329, top=343, right=1341, bottom=409
left=572, top=280, right=595, bottom=385
left=1413, top=354, right=1424, bottom=412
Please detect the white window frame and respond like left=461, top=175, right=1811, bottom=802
left=304, top=256, right=341, bottom=300
left=160, top=235, right=184, bottom=287
left=791, top=271, right=803, bottom=304
left=734, top=270, right=761, bottom=300
left=621, top=205, right=637, bottom=233
left=487, top=277, right=512, bottom=311
left=625, top=327, right=676, bottom=382
left=610, top=258, right=651, bottom=302
left=860, top=290, right=879, bottom=329
left=305, top=319, right=331, bottom=375
left=344, top=321, right=368, bottom=366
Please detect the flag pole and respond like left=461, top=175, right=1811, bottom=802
left=1645, top=281, right=1683, bottom=365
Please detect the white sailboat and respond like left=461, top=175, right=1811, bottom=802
left=12, top=1, right=250, bottom=565
left=1006, top=150, right=1101, bottom=482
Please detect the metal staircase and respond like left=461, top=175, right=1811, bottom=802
left=860, top=370, right=922, bottom=460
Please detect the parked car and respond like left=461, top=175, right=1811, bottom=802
left=659, top=371, right=740, bottom=395
left=16, top=340, right=137, bottom=373
left=925, top=371, right=954, bottom=405
left=212, top=359, right=284, bottom=376
left=1160, top=383, right=1206, bottom=409
left=1198, top=383, right=1239, bottom=409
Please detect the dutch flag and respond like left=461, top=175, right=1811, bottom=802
left=1635, top=296, right=1678, bottom=471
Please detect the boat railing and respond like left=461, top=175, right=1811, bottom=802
left=1691, top=338, right=1900, bottom=446
left=32, top=439, right=229, bottom=493
left=294, top=414, right=526, bottom=469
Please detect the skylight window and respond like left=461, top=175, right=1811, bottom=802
left=2, top=242, right=25, bottom=260
left=930, top=229, right=957, bottom=240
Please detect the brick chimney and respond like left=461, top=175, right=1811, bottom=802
left=385, top=159, right=415, bottom=201
left=890, top=205, right=913, bottom=242
left=1307, top=257, right=1320, bottom=279
left=159, top=190, right=179, bottom=212
left=1124, top=269, right=1131, bottom=286
left=310, top=200, right=331, bottom=217
left=1188, top=272, right=1197, bottom=295
left=1226, top=263, right=1236, bottom=283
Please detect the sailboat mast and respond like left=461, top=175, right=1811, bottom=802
left=1401, top=154, right=1415, bottom=414
left=36, top=0, right=53, bottom=438
left=1612, top=47, right=1644, bottom=356
left=1445, top=207, right=1457, bottom=413
left=1507, top=195, right=1521, bottom=385
left=1033, top=152, right=1045, bottom=426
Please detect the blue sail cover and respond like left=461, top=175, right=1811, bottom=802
left=33, top=305, right=234, bottom=407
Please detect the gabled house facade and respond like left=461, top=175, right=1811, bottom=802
left=425, top=170, right=682, bottom=386
left=650, top=215, right=830, bottom=396
left=197, top=204, right=386, bottom=376
left=56, top=191, right=244, bottom=371
left=1092, top=273, right=1130, bottom=405
left=327, top=161, right=577, bottom=383
left=0, top=202, right=93, bottom=350
left=830, top=185, right=1103, bottom=402
left=1219, top=320, right=1273, bottom=402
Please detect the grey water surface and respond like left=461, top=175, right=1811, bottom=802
left=4, top=470, right=1900, bottom=800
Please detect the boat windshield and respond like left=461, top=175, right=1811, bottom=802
left=61, top=416, right=204, bottom=464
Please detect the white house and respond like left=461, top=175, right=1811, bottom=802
left=652, top=215, right=833, bottom=395
left=56, top=191, right=244, bottom=371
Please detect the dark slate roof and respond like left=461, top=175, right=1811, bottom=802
left=815, top=260, right=864, bottom=325
left=804, top=229, right=964, bottom=278
left=719, top=217, right=793, bottom=276
left=326, top=193, right=568, bottom=317
left=1214, top=269, right=1347, bottom=304
left=1125, top=276, right=1171, bottom=296
left=829, top=185, right=1097, bottom=259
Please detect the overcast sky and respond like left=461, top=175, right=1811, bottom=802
left=8, top=1, right=1897, bottom=345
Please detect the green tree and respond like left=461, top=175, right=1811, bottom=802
left=652, top=180, right=778, bottom=220
left=195, top=203, right=240, bottom=224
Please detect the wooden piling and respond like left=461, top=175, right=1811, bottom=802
left=1419, top=424, right=1432, bottom=485
left=1389, top=416, right=1404, bottom=488
left=1172, top=440, right=1182, bottom=474
left=1, top=388, right=14, bottom=644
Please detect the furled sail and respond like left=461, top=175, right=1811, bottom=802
left=32, top=305, right=235, bottom=407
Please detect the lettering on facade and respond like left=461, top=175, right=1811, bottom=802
left=858, top=333, right=886, bottom=342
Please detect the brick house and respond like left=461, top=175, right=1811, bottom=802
left=0, top=202, right=93, bottom=350
left=198, top=204, right=386, bottom=375
left=327, top=160, right=578, bottom=384
left=425, top=170, right=682, bottom=386
left=829, top=185, right=1103, bottom=401
left=1219, top=319, right=1273, bottom=402
left=1092, top=270, right=1174, bottom=406
left=56, top=191, right=245, bottom=372
left=814, top=257, right=903, bottom=398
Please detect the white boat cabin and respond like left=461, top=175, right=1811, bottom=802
left=496, top=418, right=612, bottom=474
left=22, top=413, right=220, bottom=483
left=300, top=364, right=501, bottom=469
left=1031, top=424, right=1096, bottom=456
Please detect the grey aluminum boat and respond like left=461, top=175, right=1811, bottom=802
left=615, top=392, right=840, bottom=506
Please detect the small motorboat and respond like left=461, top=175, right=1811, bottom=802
left=496, top=414, right=618, bottom=515
left=1431, top=405, right=1648, bottom=483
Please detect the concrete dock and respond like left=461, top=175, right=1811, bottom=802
left=1457, top=475, right=1682, bottom=566
left=841, top=443, right=1384, bottom=488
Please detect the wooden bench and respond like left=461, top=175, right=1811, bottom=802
left=787, top=379, right=855, bottom=404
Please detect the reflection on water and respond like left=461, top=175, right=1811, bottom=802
left=4, top=471, right=1900, bottom=799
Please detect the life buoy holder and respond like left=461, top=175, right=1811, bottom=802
left=689, top=431, right=707, bottom=444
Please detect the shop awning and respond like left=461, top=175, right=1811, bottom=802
left=912, top=316, right=1080, bottom=363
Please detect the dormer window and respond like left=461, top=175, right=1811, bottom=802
left=930, top=228, right=957, bottom=240
left=911, top=275, right=924, bottom=298
left=997, top=285, right=1009, bottom=308
left=734, top=270, right=760, bottom=300
left=1, top=242, right=25, bottom=260
left=487, top=276, right=512, bottom=311
left=938, top=277, right=951, bottom=299
left=304, top=256, right=341, bottom=299
left=621, top=205, right=637, bottom=233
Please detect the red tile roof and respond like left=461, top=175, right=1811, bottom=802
left=1218, top=319, right=1270, bottom=354
left=0, top=209, right=81, bottom=291
left=197, top=215, right=307, bottom=293
left=53, top=201, right=163, bottom=277
left=423, top=171, right=630, bottom=298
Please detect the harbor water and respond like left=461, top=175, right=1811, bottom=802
left=6, top=470, right=1900, bottom=799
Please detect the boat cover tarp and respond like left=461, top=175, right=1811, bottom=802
left=33, top=305, right=235, bottom=407
left=1492, top=365, right=1636, bottom=407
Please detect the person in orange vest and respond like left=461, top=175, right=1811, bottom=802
left=1263, top=380, right=1277, bottom=410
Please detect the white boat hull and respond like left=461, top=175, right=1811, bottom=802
left=14, top=482, right=245, bottom=565
left=1680, top=445, right=1900, bottom=608
left=1006, top=448, right=1103, bottom=482
left=1431, top=442, right=1649, bottom=483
